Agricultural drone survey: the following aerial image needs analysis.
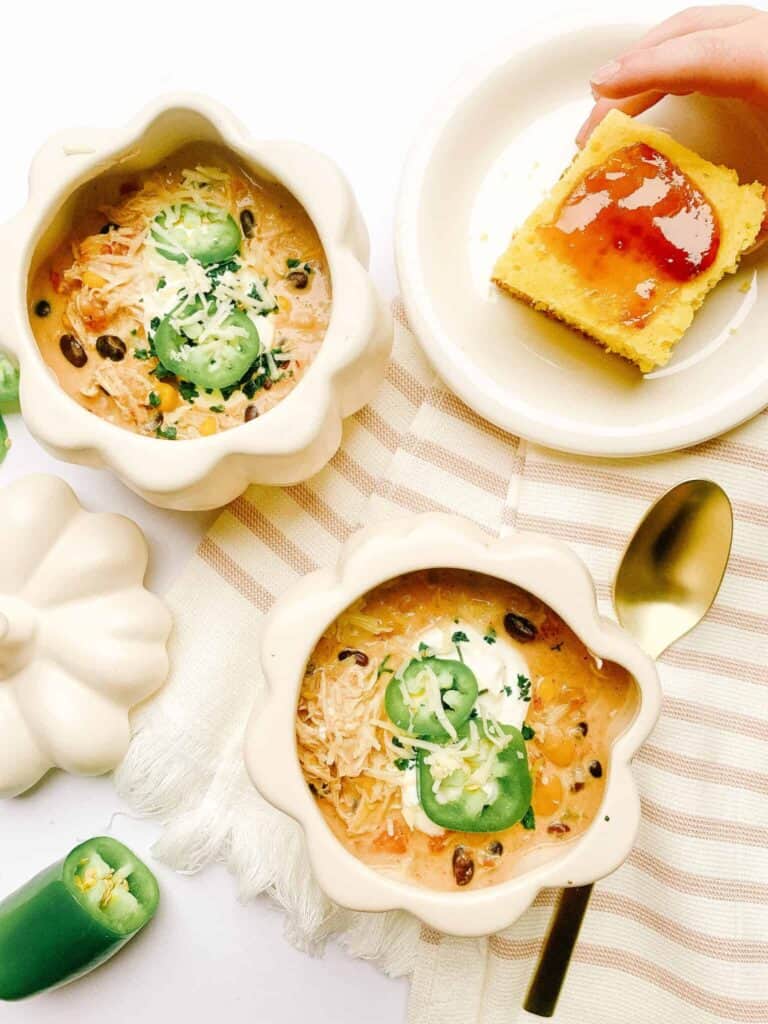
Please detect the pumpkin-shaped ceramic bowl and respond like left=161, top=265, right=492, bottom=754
left=245, top=513, right=661, bottom=937
left=0, top=94, right=391, bottom=510
left=0, top=474, right=171, bottom=797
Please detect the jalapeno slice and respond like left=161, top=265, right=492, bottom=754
left=151, top=203, right=241, bottom=266
left=154, top=304, right=261, bottom=390
left=0, top=353, right=19, bottom=414
left=385, top=656, right=478, bottom=741
left=417, top=721, right=532, bottom=832
left=0, top=836, right=159, bottom=1001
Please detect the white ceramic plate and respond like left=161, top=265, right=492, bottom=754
left=396, top=16, right=768, bottom=457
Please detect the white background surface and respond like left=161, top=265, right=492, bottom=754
left=0, top=0, right=691, bottom=1021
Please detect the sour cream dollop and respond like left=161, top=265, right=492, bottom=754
left=416, top=623, right=531, bottom=730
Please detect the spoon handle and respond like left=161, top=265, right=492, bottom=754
left=523, top=884, right=594, bottom=1017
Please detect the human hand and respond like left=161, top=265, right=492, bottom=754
left=577, top=5, right=768, bottom=147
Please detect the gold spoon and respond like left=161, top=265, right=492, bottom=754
left=524, top=478, right=733, bottom=1018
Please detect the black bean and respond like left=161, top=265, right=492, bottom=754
left=34, top=299, right=51, bottom=317
left=99, top=221, right=119, bottom=234
left=452, top=846, right=475, bottom=886
left=577, top=721, right=588, bottom=736
left=59, top=334, right=87, bottom=368
left=503, top=612, right=538, bottom=643
left=338, top=648, right=369, bottom=667
left=96, top=335, right=126, bottom=361
left=487, top=841, right=504, bottom=857
left=240, top=209, right=255, bottom=238
left=588, top=760, right=603, bottom=778
left=244, top=404, right=259, bottom=422
left=287, top=269, right=309, bottom=289
left=547, top=822, right=571, bottom=835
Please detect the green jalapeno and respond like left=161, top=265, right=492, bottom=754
left=0, top=836, right=159, bottom=1001
left=417, top=720, right=532, bottom=832
left=0, top=353, right=19, bottom=414
left=152, top=203, right=241, bottom=266
left=385, top=656, right=478, bottom=741
left=154, top=302, right=261, bottom=391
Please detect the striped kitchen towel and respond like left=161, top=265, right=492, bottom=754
left=116, top=305, right=768, bottom=1024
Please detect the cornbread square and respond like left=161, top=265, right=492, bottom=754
left=492, top=109, right=766, bottom=372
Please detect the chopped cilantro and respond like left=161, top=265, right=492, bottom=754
left=392, top=736, right=403, bottom=749
left=155, top=424, right=177, bottom=440
left=484, top=627, right=497, bottom=645
left=503, top=685, right=513, bottom=697
left=521, top=806, right=536, bottom=830
left=418, top=641, right=430, bottom=654
left=521, top=723, right=535, bottom=741
left=151, top=364, right=175, bottom=381
left=394, top=758, right=411, bottom=772
left=156, top=276, right=166, bottom=291
left=148, top=391, right=160, bottom=408
left=286, top=257, right=301, bottom=268
left=451, top=631, right=469, bottom=644
left=179, top=380, right=199, bottom=403
left=130, top=328, right=138, bottom=337
left=134, top=348, right=150, bottom=360
left=469, top=708, right=479, bottom=720
left=517, top=673, right=532, bottom=702
left=150, top=316, right=161, bottom=332
left=209, top=404, right=225, bottom=413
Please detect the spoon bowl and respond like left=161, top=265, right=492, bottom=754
left=614, top=480, right=733, bottom=660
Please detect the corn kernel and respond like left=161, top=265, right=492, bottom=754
left=542, top=730, right=576, bottom=767
left=199, top=415, right=218, bottom=436
left=532, top=773, right=563, bottom=817
left=277, top=294, right=292, bottom=315
left=156, top=382, right=180, bottom=413
left=82, top=270, right=107, bottom=289
left=538, top=677, right=558, bottom=703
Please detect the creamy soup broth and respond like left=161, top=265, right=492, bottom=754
left=296, top=569, right=637, bottom=892
left=29, top=143, right=331, bottom=440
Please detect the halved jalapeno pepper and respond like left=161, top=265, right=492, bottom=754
left=154, top=303, right=261, bottom=390
left=385, top=656, right=478, bottom=741
left=0, top=353, right=19, bottom=414
left=0, top=836, right=159, bottom=1001
left=417, top=720, right=532, bottom=832
left=152, top=203, right=241, bottom=266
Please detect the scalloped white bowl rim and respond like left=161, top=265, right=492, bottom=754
left=245, top=513, right=661, bottom=937
left=0, top=93, right=391, bottom=510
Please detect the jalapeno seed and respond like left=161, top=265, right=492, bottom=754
left=59, top=334, right=88, bottom=368
left=452, top=846, right=475, bottom=886
left=287, top=269, right=309, bottom=289
left=338, top=648, right=369, bottom=667
left=244, top=404, right=259, bottom=422
left=34, top=299, right=51, bottom=318
left=96, top=335, right=126, bottom=362
left=503, top=612, right=538, bottom=642
left=240, top=209, right=255, bottom=238
left=588, top=760, right=603, bottom=778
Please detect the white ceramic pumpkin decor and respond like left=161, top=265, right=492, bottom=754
left=0, top=474, right=172, bottom=797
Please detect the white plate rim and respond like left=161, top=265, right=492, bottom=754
left=395, top=11, right=768, bottom=457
